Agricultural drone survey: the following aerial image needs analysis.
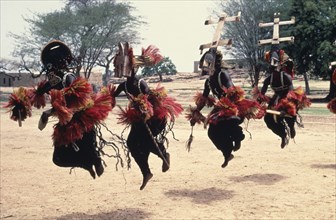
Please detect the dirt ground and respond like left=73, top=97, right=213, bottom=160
left=0, top=73, right=335, bottom=220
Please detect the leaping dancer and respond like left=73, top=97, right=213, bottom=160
left=111, top=42, right=183, bottom=190
left=327, top=61, right=336, bottom=113
left=186, top=11, right=264, bottom=168
left=5, top=40, right=123, bottom=178
left=253, top=13, right=311, bottom=148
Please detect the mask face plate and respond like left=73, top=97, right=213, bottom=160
left=114, top=42, right=132, bottom=78
left=270, top=51, right=280, bottom=67
left=201, top=51, right=216, bottom=76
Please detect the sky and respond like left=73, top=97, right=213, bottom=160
left=0, top=0, right=224, bottom=72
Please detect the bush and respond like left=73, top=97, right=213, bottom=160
left=141, top=57, right=177, bottom=77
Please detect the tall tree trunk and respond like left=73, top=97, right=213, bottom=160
left=102, top=50, right=114, bottom=86
left=103, top=64, right=110, bottom=86
left=248, top=62, right=255, bottom=87
left=303, top=71, right=310, bottom=95
left=158, top=72, right=163, bottom=82
left=253, top=64, right=261, bottom=87
left=75, top=56, right=82, bottom=77
left=249, top=71, right=255, bottom=87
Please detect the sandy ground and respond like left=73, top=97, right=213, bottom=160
left=0, top=74, right=335, bottom=220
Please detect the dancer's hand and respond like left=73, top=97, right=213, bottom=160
left=38, top=109, right=52, bottom=130
left=279, top=111, right=286, bottom=117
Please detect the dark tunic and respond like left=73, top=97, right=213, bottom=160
left=261, top=71, right=296, bottom=141
left=200, top=70, right=245, bottom=161
left=39, top=73, right=102, bottom=172
left=114, top=76, right=168, bottom=176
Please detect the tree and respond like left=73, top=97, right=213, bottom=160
left=217, top=0, right=292, bottom=87
left=288, top=0, right=336, bottom=95
left=10, top=0, right=144, bottom=79
left=141, top=57, right=177, bottom=81
left=0, top=58, right=22, bottom=72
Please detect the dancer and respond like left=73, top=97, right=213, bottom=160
left=111, top=42, right=183, bottom=190
left=5, top=40, right=118, bottom=178
left=187, top=48, right=264, bottom=168
left=327, top=62, right=336, bottom=113
left=255, top=14, right=310, bottom=148
left=254, top=45, right=310, bottom=148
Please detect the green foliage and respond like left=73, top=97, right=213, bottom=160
left=141, top=57, right=177, bottom=76
left=218, top=0, right=335, bottom=91
left=288, top=0, right=336, bottom=78
left=11, top=0, right=144, bottom=79
left=218, top=0, right=292, bottom=86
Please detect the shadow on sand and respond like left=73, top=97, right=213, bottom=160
left=229, top=173, right=286, bottom=185
left=55, top=208, right=151, bottom=220
left=165, top=187, right=234, bottom=204
left=311, top=163, right=336, bottom=170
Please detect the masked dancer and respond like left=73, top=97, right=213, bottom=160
left=254, top=45, right=311, bottom=148
left=5, top=40, right=121, bottom=179
left=186, top=49, right=264, bottom=168
left=327, top=62, right=336, bottom=113
left=111, top=42, right=183, bottom=190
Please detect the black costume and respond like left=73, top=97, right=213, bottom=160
left=113, top=75, right=170, bottom=190
left=204, top=70, right=245, bottom=165
left=39, top=41, right=105, bottom=178
left=190, top=49, right=245, bottom=168
left=112, top=42, right=182, bottom=190
left=260, top=67, right=295, bottom=148
left=6, top=40, right=108, bottom=179
left=257, top=45, right=310, bottom=148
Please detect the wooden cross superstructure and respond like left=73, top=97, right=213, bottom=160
left=258, top=13, right=295, bottom=46
left=199, top=11, right=241, bottom=54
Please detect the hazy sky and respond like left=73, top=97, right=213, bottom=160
left=0, top=0, right=225, bottom=72
left=0, top=1, right=65, bottom=58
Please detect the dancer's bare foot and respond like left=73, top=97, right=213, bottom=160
left=290, top=127, right=296, bottom=138
left=221, top=154, right=234, bottom=168
left=140, top=173, right=153, bottom=190
left=281, top=136, right=289, bottom=149
left=87, top=167, right=96, bottom=179
left=162, top=153, right=170, bottom=172
left=94, top=162, right=104, bottom=177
